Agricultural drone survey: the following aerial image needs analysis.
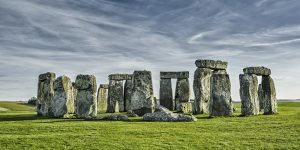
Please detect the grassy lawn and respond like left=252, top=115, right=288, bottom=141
left=0, top=101, right=299, bottom=149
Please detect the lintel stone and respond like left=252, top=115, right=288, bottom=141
left=160, top=71, right=189, bottom=79
left=195, top=59, right=228, bottom=70
left=243, top=66, right=271, bottom=76
left=109, top=74, right=132, bottom=80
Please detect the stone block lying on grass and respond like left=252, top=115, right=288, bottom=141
left=143, top=106, right=197, bottom=122
left=87, top=114, right=129, bottom=121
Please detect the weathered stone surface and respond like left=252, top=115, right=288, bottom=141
left=107, top=80, right=123, bottom=113
left=178, top=102, right=193, bottom=114
left=193, top=68, right=212, bottom=114
left=109, top=74, right=132, bottom=81
left=160, top=71, right=189, bottom=79
left=87, top=114, right=129, bottom=121
left=195, top=59, right=228, bottom=70
left=74, top=75, right=97, bottom=118
left=239, top=74, right=259, bottom=116
left=159, top=78, right=173, bottom=110
left=97, top=85, right=108, bottom=112
left=262, top=76, right=277, bottom=114
left=72, top=82, right=77, bottom=112
left=124, top=79, right=133, bottom=112
left=143, top=105, right=197, bottom=122
left=213, top=69, right=227, bottom=74
left=100, top=84, right=109, bottom=89
left=53, top=75, right=74, bottom=118
left=209, top=73, right=233, bottom=117
left=175, top=78, right=190, bottom=110
left=243, top=66, right=271, bottom=76
left=258, top=84, right=264, bottom=112
left=37, top=72, right=56, bottom=116
left=130, top=71, right=155, bottom=116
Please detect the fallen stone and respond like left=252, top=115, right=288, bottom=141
left=175, top=78, right=190, bottom=110
left=178, top=102, right=193, bottom=114
left=262, top=76, right=277, bottom=114
left=37, top=72, right=56, bottom=116
left=53, top=75, right=74, bottom=118
left=160, top=71, right=189, bottom=79
left=243, top=66, right=271, bottom=76
left=159, top=78, right=173, bottom=110
left=143, top=105, right=197, bottom=122
left=195, top=59, right=228, bottom=70
left=210, top=73, right=233, bottom=117
left=193, top=68, right=212, bottom=114
left=97, top=84, right=108, bottom=112
left=74, top=75, right=97, bottom=118
left=107, top=80, right=123, bottom=113
left=87, top=114, right=129, bottom=121
left=239, top=74, right=259, bottom=116
left=130, top=70, right=155, bottom=116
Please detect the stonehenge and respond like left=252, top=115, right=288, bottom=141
left=239, top=66, right=277, bottom=116
left=193, top=59, right=233, bottom=116
left=74, top=75, right=97, bottom=118
left=35, top=60, right=278, bottom=120
left=37, top=72, right=56, bottom=116
left=53, top=75, right=74, bottom=118
left=159, top=71, right=190, bottom=111
left=97, top=84, right=108, bottom=112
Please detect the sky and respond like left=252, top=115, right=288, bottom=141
left=0, top=0, right=300, bottom=101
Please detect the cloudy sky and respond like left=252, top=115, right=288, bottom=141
left=0, top=0, right=300, bottom=101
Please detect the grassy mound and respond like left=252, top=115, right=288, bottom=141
left=0, top=101, right=299, bottom=149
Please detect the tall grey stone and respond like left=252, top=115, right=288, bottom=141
left=193, top=68, right=212, bottom=114
left=107, top=80, right=123, bottom=113
left=124, top=79, right=133, bottom=112
left=75, top=75, right=97, bottom=118
left=72, top=82, right=77, bottom=113
left=53, top=75, right=74, bottom=118
left=258, top=84, right=264, bottom=112
left=209, top=73, right=233, bottom=117
left=159, top=78, right=173, bottom=110
left=97, top=84, right=108, bottom=112
left=130, top=71, right=155, bottom=116
left=239, top=74, right=259, bottom=116
left=37, top=72, right=56, bottom=116
left=262, top=76, right=277, bottom=114
left=175, top=78, right=190, bottom=110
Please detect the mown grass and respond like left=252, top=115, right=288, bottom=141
left=0, top=101, right=299, bottom=149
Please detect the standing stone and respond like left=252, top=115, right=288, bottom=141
left=175, top=78, right=190, bottom=110
left=130, top=71, right=155, bottom=116
left=193, top=68, right=212, bottom=114
left=97, top=84, right=108, bottom=112
left=75, top=75, right=97, bottom=118
left=107, top=80, right=123, bottom=113
left=72, top=82, right=77, bottom=113
left=262, top=76, right=277, bottom=114
left=209, top=73, right=233, bottom=117
left=124, top=79, right=133, bottom=112
left=159, top=78, right=173, bottom=110
left=37, top=72, right=56, bottom=116
left=239, top=74, right=259, bottom=116
left=258, top=84, right=264, bottom=112
left=53, top=75, right=74, bottom=118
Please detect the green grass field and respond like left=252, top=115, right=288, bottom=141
left=0, top=101, right=299, bottom=149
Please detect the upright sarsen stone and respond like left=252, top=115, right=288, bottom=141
left=258, top=84, right=264, bottom=112
left=124, top=79, right=133, bottom=112
left=37, top=72, right=56, bottom=116
left=130, top=71, right=155, bottom=116
left=239, top=74, right=259, bottom=116
left=262, top=76, right=277, bottom=114
left=97, top=84, right=108, bottom=112
left=75, top=75, right=97, bottom=118
left=53, top=75, right=74, bottom=118
left=193, top=68, right=212, bottom=114
left=209, top=73, right=233, bottom=116
left=175, top=78, right=190, bottom=110
left=107, top=80, right=123, bottom=113
left=159, top=78, right=173, bottom=110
